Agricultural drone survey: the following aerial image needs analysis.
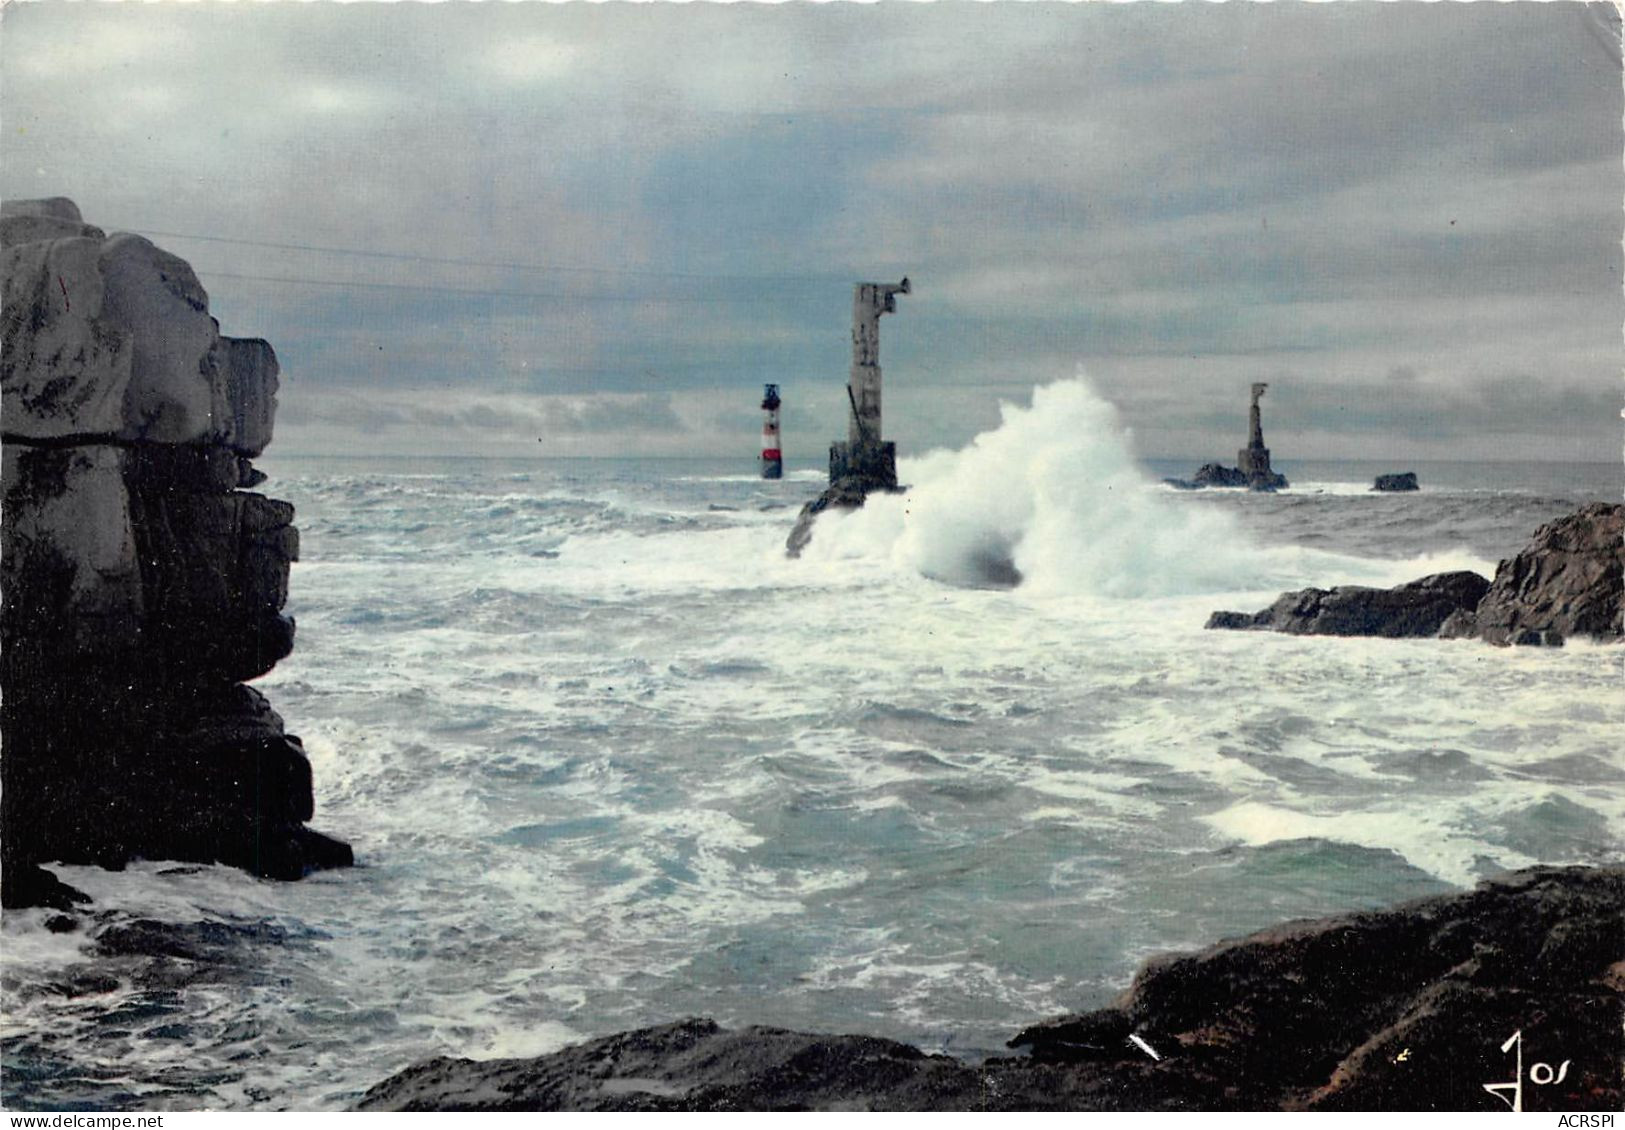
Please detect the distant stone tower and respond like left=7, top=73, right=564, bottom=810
left=829, top=278, right=909, bottom=490
left=1237, top=382, right=1286, bottom=490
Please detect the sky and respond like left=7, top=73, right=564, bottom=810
left=3, top=1, right=1622, bottom=464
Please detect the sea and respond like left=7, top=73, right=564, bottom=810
left=3, top=379, right=1621, bottom=1110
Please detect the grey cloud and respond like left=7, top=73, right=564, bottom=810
left=1316, top=375, right=1622, bottom=442
left=534, top=393, right=685, bottom=435
left=3, top=3, right=1617, bottom=463
left=393, top=393, right=686, bottom=436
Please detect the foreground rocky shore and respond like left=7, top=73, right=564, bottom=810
left=359, top=866, right=1622, bottom=1112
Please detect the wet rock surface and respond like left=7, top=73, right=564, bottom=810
left=1, top=197, right=350, bottom=907
left=1205, top=571, right=1490, bottom=638
left=1441, top=502, right=1622, bottom=646
left=357, top=866, right=1623, bottom=1112
left=1373, top=471, right=1420, bottom=492
left=1206, top=504, right=1621, bottom=646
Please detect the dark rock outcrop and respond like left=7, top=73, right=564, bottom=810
left=1205, top=571, right=1489, bottom=638
left=1013, top=866, right=1623, bottom=1112
left=1207, top=504, right=1623, bottom=647
left=1440, top=502, right=1622, bottom=646
left=358, top=867, right=1622, bottom=1112
left=1163, top=461, right=1288, bottom=492
left=358, top=1019, right=993, bottom=1112
left=1, top=197, right=350, bottom=908
left=1372, top=472, right=1419, bottom=492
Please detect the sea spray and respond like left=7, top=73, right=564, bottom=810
left=800, top=377, right=1429, bottom=597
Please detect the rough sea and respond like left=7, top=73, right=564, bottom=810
left=3, top=380, right=1621, bottom=1110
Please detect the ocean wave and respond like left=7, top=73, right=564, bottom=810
left=795, top=377, right=1503, bottom=597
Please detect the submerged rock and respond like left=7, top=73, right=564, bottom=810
left=357, top=866, right=1623, bottom=1112
left=1441, top=501, right=1622, bottom=646
left=1372, top=472, right=1419, bottom=492
left=1, top=197, right=350, bottom=907
left=1205, top=571, right=1490, bottom=638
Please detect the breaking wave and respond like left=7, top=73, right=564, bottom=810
left=801, top=377, right=1406, bottom=596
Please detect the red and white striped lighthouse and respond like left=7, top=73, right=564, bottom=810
left=760, top=383, right=783, bottom=479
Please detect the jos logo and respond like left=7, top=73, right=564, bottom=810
left=1482, top=1029, right=1571, bottom=1112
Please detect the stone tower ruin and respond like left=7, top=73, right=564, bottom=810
left=828, top=278, right=909, bottom=490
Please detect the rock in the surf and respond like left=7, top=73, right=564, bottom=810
left=1441, top=501, right=1623, bottom=646
left=1205, top=571, right=1490, bottom=638
left=1372, top=472, right=1419, bottom=492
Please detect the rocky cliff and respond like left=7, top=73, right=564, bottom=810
left=357, top=866, right=1622, bottom=1111
left=1, top=197, right=350, bottom=909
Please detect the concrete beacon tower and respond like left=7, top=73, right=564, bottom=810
left=1237, top=382, right=1280, bottom=488
left=829, top=278, right=910, bottom=489
left=760, top=383, right=783, bottom=480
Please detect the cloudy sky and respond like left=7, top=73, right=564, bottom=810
left=4, top=2, right=1621, bottom=463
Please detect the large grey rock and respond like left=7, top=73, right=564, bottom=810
left=358, top=1019, right=995, bottom=1113
left=1206, top=571, right=1490, bottom=638
left=1, top=235, right=135, bottom=439
left=1442, top=502, right=1623, bottom=645
left=0, top=199, right=105, bottom=246
left=0, top=444, right=142, bottom=645
left=357, top=867, right=1623, bottom=1112
left=1209, top=505, right=1622, bottom=649
left=2, top=196, right=86, bottom=222
left=98, top=233, right=219, bottom=443
left=1, top=220, right=277, bottom=451
left=220, top=336, right=280, bottom=456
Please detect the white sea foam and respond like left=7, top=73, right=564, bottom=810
left=797, top=378, right=1487, bottom=599
left=1201, top=799, right=1538, bottom=888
